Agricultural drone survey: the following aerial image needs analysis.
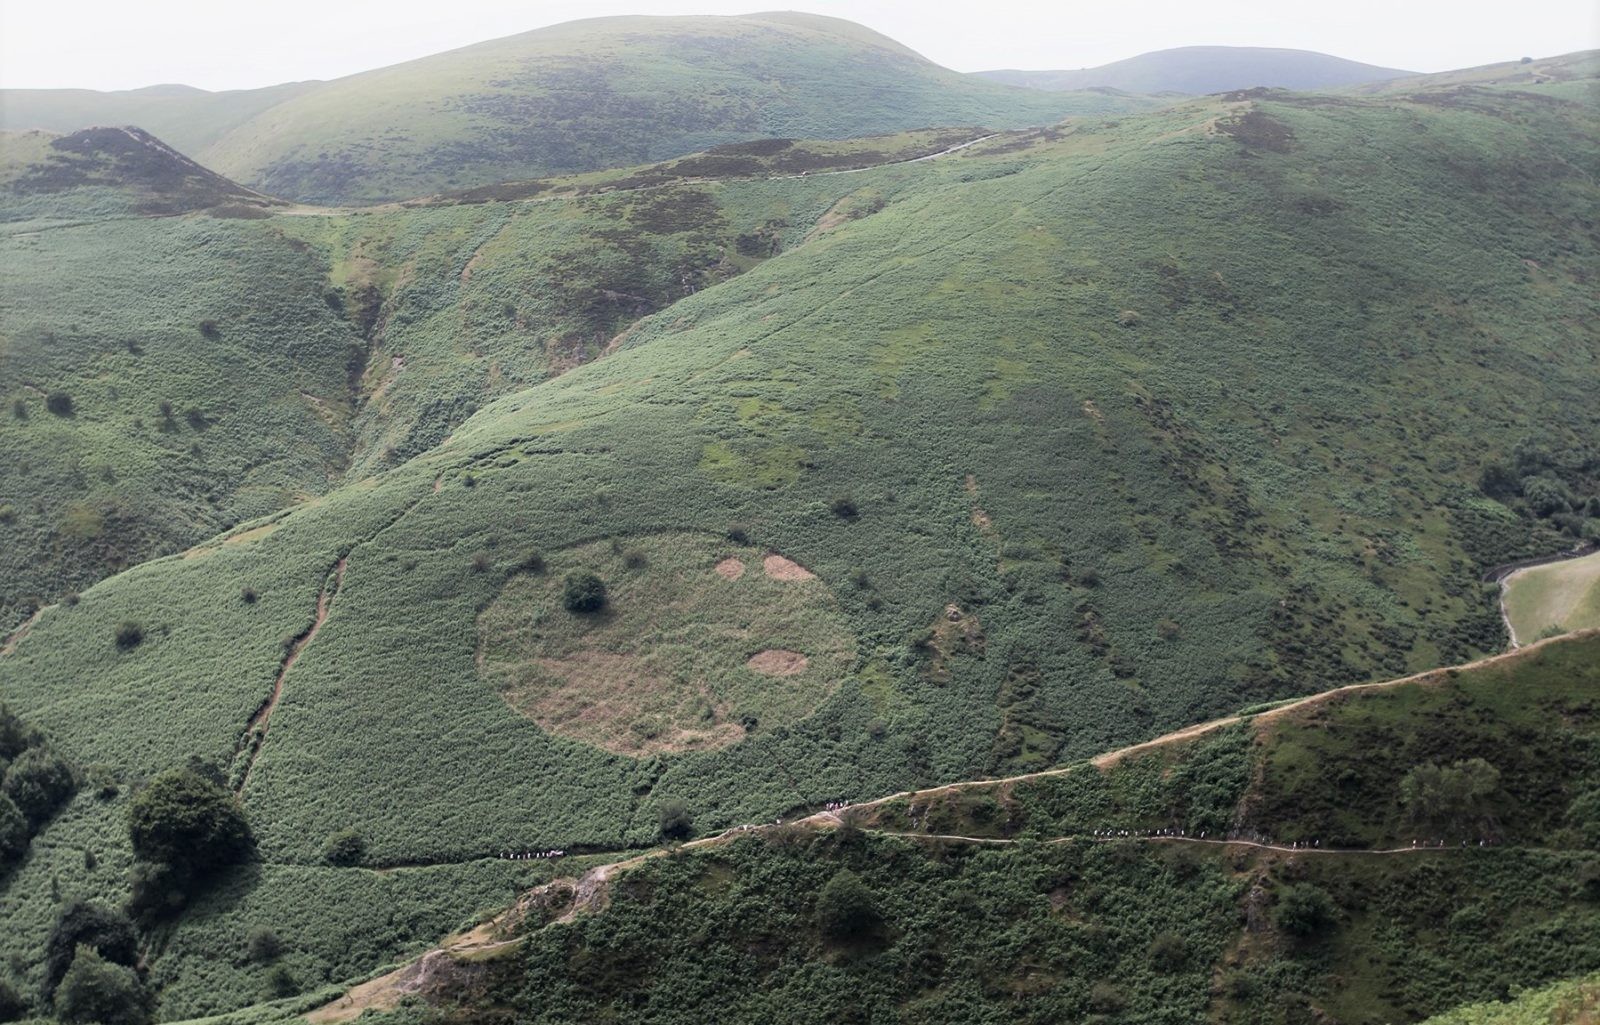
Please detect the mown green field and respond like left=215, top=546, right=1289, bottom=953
left=0, top=57, right=1598, bottom=1020
left=1503, top=550, right=1600, bottom=643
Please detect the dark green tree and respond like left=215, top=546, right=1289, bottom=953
left=657, top=800, right=694, bottom=841
left=127, top=766, right=253, bottom=875
left=54, top=945, right=152, bottom=1025
left=562, top=571, right=608, bottom=613
left=2, top=746, right=75, bottom=825
left=0, top=704, right=41, bottom=762
left=815, top=868, right=881, bottom=939
left=43, top=902, right=138, bottom=999
left=1273, top=883, right=1336, bottom=937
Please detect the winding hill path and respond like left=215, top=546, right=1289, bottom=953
left=302, top=627, right=1595, bottom=1022
left=236, top=557, right=346, bottom=794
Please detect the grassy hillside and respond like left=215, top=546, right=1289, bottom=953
left=0, top=130, right=359, bottom=630
left=0, top=70, right=1596, bottom=1019
left=0, top=81, right=319, bottom=158
left=1503, top=551, right=1600, bottom=643
left=0, top=127, right=970, bottom=625
left=225, top=632, right=1600, bottom=1024
left=1420, top=971, right=1600, bottom=1024
left=979, top=45, right=1412, bottom=94
left=191, top=12, right=1157, bottom=204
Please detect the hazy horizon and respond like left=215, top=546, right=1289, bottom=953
left=1, top=0, right=1596, bottom=92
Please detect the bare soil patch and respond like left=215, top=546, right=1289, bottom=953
left=762, top=554, right=815, bottom=580
left=747, top=649, right=809, bottom=676
left=506, top=652, right=743, bottom=756
left=479, top=534, right=854, bottom=756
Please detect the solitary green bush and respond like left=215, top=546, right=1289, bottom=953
left=322, top=828, right=366, bottom=867
left=264, top=963, right=298, bottom=998
left=127, top=766, right=253, bottom=875
left=657, top=800, right=694, bottom=841
left=54, top=945, right=152, bottom=1025
left=2, top=746, right=75, bottom=825
left=246, top=926, right=282, bottom=963
left=815, top=868, right=880, bottom=939
left=45, top=391, right=73, bottom=417
left=829, top=495, right=859, bottom=519
left=113, top=621, right=144, bottom=651
left=1273, top=883, right=1336, bottom=936
left=562, top=571, right=608, bottom=613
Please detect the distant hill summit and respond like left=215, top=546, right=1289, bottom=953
left=0, top=125, right=280, bottom=217
left=2, top=13, right=1157, bottom=205
left=979, top=45, right=1413, bottom=94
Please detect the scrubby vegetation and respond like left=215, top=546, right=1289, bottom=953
left=0, top=39, right=1595, bottom=1025
left=0, top=704, right=75, bottom=869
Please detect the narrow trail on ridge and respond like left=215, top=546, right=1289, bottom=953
left=236, top=557, right=347, bottom=795
left=301, top=628, right=1597, bottom=1023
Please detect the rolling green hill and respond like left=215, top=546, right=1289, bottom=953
left=0, top=57, right=1597, bottom=1022
left=2, top=13, right=1162, bottom=205
left=980, top=45, right=1413, bottom=94
left=0, top=81, right=320, bottom=158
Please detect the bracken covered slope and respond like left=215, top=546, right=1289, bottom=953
left=0, top=60, right=1597, bottom=1020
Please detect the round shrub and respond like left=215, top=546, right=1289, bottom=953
left=2, top=747, right=75, bottom=825
left=562, top=571, right=608, bottom=613
left=127, top=767, right=253, bottom=875
left=113, top=621, right=144, bottom=651
left=54, top=945, right=151, bottom=1025
left=246, top=926, right=282, bottom=963
left=815, top=868, right=880, bottom=939
left=322, top=829, right=366, bottom=867
left=45, top=391, right=74, bottom=417
left=1273, top=883, right=1336, bottom=936
left=657, top=800, right=694, bottom=841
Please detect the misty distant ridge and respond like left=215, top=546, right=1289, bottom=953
left=978, top=45, right=1415, bottom=94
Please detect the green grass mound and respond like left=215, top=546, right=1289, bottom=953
left=479, top=534, right=856, bottom=754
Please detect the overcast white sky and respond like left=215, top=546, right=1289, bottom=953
left=1, top=0, right=1596, bottom=91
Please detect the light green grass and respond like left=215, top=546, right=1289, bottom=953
left=1504, top=550, right=1600, bottom=642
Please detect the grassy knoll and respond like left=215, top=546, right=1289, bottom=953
left=0, top=67, right=1596, bottom=1018
left=162, top=12, right=1156, bottom=204
left=1503, top=550, right=1600, bottom=643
